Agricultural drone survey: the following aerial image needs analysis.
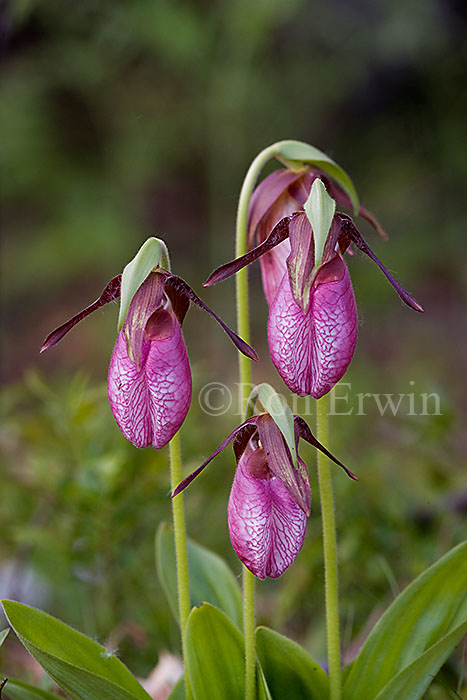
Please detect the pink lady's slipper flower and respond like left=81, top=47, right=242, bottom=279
left=248, top=166, right=387, bottom=307
left=41, top=269, right=257, bottom=450
left=173, top=413, right=356, bottom=579
left=205, top=209, right=423, bottom=399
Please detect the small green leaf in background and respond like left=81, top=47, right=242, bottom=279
left=256, top=626, right=329, bottom=700
left=304, top=179, right=336, bottom=271
left=374, top=620, right=467, bottom=700
left=0, top=629, right=9, bottom=648
left=167, top=676, right=185, bottom=699
left=2, top=600, right=152, bottom=700
left=343, top=541, right=467, bottom=700
left=248, top=383, right=297, bottom=469
left=274, top=140, right=359, bottom=214
left=185, top=603, right=244, bottom=700
left=1, top=679, right=60, bottom=700
left=118, top=237, right=169, bottom=331
left=156, top=522, right=243, bottom=629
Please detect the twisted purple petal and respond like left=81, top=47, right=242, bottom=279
left=268, top=255, right=357, bottom=398
left=108, top=309, right=192, bottom=449
left=228, top=448, right=307, bottom=579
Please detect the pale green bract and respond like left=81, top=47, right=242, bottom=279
left=117, top=237, right=171, bottom=331
left=305, top=179, right=336, bottom=272
left=245, top=383, right=297, bottom=469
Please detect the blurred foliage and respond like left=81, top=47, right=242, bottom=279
left=1, top=0, right=467, bottom=695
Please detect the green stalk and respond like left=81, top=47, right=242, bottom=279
left=169, top=433, right=193, bottom=700
left=316, top=395, right=342, bottom=700
left=235, top=142, right=281, bottom=700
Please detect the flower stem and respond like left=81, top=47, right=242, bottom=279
left=316, top=394, right=342, bottom=700
left=235, top=142, right=281, bottom=700
left=169, top=433, right=193, bottom=700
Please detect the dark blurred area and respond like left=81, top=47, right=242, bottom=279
left=1, top=0, right=466, bottom=692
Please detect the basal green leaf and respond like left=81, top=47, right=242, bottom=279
left=343, top=541, right=467, bottom=700
left=274, top=140, right=359, bottom=214
left=1, top=679, right=60, bottom=700
left=2, top=601, right=151, bottom=700
left=256, top=626, right=329, bottom=700
left=118, top=237, right=170, bottom=331
left=304, top=179, right=336, bottom=271
left=251, top=383, right=297, bottom=469
left=0, top=628, right=9, bottom=647
left=156, top=523, right=242, bottom=628
left=185, top=603, right=244, bottom=700
left=374, top=620, right=467, bottom=700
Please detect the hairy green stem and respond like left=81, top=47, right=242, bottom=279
left=235, top=142, right=282, bottom=700
left=169, top=434, right=192, bottom=700
left=316, top=395, right=342, bottom=700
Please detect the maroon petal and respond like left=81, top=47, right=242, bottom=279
left=268, top=255, right=358, bottom=398
left=171, top=418, right=259, bottom=496
left=325, top=179, right=388, bottom=240
left=165, top=274, right=259, bottom=361
left=340, top=215, right=424, bottom=312
left=40, top=275, right=122, bottom=353
left=108, top=309, right=192, bottom=450
left=204, top=215, right=293, bottom=287
left=228, top=446, right=307, bottom=579
left=294, top=416, right=358, bottom=480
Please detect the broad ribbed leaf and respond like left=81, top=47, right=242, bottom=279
left=343, top=541, right=467, bottom=700
left=374, top=620, right=467, bottom=700
left=156, top=523, right=242, bottom=628
left=1, top=679, right=60, bottom=700
left=254, top=383, right=297, bottom=468
left=185, top=604, right=244, bottom=700
left=2, top=601, right=151, bottom=700
left=118, top=237, right=169, bottom=331
left=256, top=626, right=329, bottom=700
left=274, top=140, right=359, bottom=214
left=304, top=179, right=335, bottom=271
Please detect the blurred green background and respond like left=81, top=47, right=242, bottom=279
left=2, top=0, right=466, bottom=695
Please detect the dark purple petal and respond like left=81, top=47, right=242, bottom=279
left=340, top=215, right=424, bottom=312
left=228, top=446, right=307, bottom=579
left=171, top=417, right=259, bottom=496
left=268, top=255, right=358, bottom=398
left=294, top=416, right=358, bottom=480
left=40, top=275, right=122, bottom=353
left=325, top=180, right=388, bottom=240
left=247, top=169, right=304, bottom=247
left=108, top=309, right=192, bottom=450
left=165, top=274, right=259, bottom=361
left=256, top=414, right=310, bottom=515
left=124, top=272, right=165, bottom=370
left=204, top=215, right=293, bottom=287
left=286, top=213, right=315, bottom=313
